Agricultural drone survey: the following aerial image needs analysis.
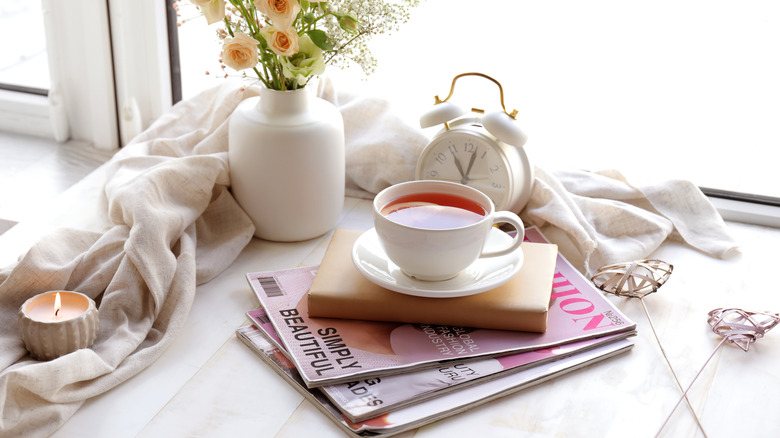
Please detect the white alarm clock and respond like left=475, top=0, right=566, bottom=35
left=415, top=73, right=534, bottom=212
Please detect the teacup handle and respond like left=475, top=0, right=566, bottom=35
left=480, top=211, right=525, bottom=258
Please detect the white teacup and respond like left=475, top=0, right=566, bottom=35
left=373, top=180, right=525, bottom=281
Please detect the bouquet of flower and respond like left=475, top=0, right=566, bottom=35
left=187, top=0, right=419, bottom=90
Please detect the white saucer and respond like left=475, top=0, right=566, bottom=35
left=351, top=228, right=524, bottom=298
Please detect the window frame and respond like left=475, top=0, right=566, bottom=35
left=3, top=1, right=779, bottom=225
left=703, top=188, right=780, bottom=228
left=108, top=0, right=176, bottom=146
left=0, top=0, right=175, bottom=150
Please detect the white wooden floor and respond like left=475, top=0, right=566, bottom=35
left=0, top=132, right=114, bottom=234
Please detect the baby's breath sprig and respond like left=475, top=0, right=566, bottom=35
left=183, top=0, right=420, bottom=90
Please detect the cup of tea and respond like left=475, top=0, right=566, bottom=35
left=373, top=180, right=525, bottom=281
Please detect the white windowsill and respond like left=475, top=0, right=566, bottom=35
left=0, top=90, right=54, bottom=139
left=710, top=196, right=780, bottom=228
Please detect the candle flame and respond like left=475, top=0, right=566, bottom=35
left=54, top=292, right=61, bottom=317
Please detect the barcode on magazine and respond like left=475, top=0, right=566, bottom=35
left=257, top=276, right=284, bottom=298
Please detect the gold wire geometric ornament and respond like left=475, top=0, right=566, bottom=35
left=707, top=307, right=780, bottom=352
left=591, top=259, right=673, bottom=298
left=657, top=307, right=780, bottom=436
left=592, top=259, right=707, bottom=438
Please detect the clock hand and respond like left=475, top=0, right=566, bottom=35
left=464, top=152, right=477, bottom=181
left=452, top=155, right=467, bottom=182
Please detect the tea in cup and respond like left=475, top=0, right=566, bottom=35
left=373, top=180, right=525, bottom=281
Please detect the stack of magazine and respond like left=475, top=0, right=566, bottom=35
left=236, top=227, right=637, bottom=436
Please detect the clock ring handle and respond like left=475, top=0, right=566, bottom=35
left=434, top=72, right=519, bottom=119
left=480, top=211, right=525, bottom=258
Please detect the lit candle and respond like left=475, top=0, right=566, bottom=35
left=18, top=291, right=99, bottom=360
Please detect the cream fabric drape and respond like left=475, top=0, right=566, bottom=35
left=0, top=79, right=737, bottom=436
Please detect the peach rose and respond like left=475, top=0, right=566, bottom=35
left=254, top=0, right=301, bottom=30
left=221, top=32, right=260, bottom=71
left=190, top=0, right=225, bottom=25
left=260, top=26, right=299, bottom=57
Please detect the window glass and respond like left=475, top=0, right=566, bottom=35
left=0, top=0, right=50, bottom=91
left=176, top=2, right=230, bottom=100
left=175, top=0, right=780, bottom=199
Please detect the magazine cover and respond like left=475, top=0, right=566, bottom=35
left=246, top=227, right=637, bottom=388
left=237, top=324, right=634, bottom=436
left=247, top=308, right=634, bottom=422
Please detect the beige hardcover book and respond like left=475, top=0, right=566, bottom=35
left=308, top=228, right=557, bottom=332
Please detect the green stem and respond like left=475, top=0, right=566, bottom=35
left=304, top=12, right=336, bottom=32
left=324, top=30, right=367, bottom=64
left=229, top=0, right=259, bottom=35
left=253, top=67, right=272, bottom=88
left=223, top=16, right=234, bottom=37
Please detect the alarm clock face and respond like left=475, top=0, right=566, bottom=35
left=416, top=129, right=513, bottom=210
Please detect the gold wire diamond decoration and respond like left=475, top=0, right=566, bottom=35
left=707, top=308, right=780, bottom=352
left=591, top=259, right=673, bottom=299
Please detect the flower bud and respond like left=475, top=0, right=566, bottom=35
left=338, top=14, right=358, bottom=33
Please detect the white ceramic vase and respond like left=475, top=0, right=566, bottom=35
left=229, top=87, right=345, bottom=241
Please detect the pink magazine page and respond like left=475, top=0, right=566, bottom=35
left=524, top=226, right=635, bottom=337
left=349, top=339, right=633, bottom=433
left=235, top=326, right=366, bottom=436
left=237, top=324, right=632, bottom=436
left=247, top=308, right=631, bottom=422
left=247, top=227, right=636, bottom=388
left=247, top=309, right=284, bottom=349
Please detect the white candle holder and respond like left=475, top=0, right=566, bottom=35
left=17, top=291, right=99, bottom=361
